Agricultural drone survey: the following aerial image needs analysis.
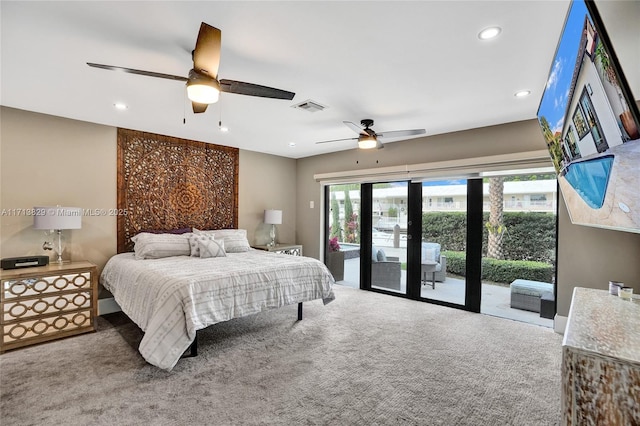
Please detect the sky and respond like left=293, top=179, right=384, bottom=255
left=537, top=0, right=590, bottom=135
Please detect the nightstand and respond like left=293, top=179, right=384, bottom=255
left=0, top=261, right=97, bottom=353
left=252, top=243, right=303, bottom=256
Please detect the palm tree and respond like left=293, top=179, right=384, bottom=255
left=487, top=177, right=505, bottom=259
left=330, top=192, right=341, bottom=240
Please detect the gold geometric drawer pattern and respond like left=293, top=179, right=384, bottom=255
left=2, top=309, right=92, bottom=344
left=2, top=272, right=91, bottom=300
left=0, top=261, right=97, bottom=353
left=3, top=290, right=92, bottom=322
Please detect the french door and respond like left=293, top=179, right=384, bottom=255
left=356, top=180, right=481, bottom=312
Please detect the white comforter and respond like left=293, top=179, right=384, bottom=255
left=100, top=250, right=335, bottom=370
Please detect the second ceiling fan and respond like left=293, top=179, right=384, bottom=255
left=87, top=22, right=295, bottom=114
left=315, top=119, right=426, bottom=149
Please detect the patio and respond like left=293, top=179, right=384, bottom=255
left=337, top=253, right=554, bottom=328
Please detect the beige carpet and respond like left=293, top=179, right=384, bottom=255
left=0, top=284, right=562, bottom=425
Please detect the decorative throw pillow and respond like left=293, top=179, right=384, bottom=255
left=371, top=245, right=379, bottom=263
left=188, top=234, right=206, bottom=257
left=422, top=248, right=436, bottom=263
left=194, top=228, right=251, bottom=253
left=198, top=238, right=226, bottom=258
left=131, top=232, right=191, bottom=259
left=377, top=248, right=387, bottom=262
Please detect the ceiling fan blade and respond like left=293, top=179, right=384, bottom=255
left=86, top=63, right=188, bottom=81
left=193, top=23, right=221, bottom=78
left=377, top=129, right=426, bottom=139
left=219, top=79, right=295, bottom=100
left=315, top=137, right=358, bottom=145
left=343, top=121, right=366, bottom=136
left=192, top=102, right=208, bottom=114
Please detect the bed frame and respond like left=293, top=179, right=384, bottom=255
left=184, top=303, right=304, bottom=358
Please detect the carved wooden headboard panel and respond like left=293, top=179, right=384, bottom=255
left=117, top=128, right=239, bottom=253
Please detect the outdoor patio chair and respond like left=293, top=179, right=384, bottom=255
left=371, top=247, right=402, bottom=291
left=421, top=242, right=446, bottom=289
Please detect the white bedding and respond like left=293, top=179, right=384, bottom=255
left=100, top=250, right=335, bottom=370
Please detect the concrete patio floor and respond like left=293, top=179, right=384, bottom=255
left=337, top=256, right=554, bottom=328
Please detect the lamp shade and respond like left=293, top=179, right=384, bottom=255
left=264, top=209, right=282, bottom=225
left=33, top=206, right=82, bottom=230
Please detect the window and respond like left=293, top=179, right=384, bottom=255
left=573, top=107, right=588, bottom=139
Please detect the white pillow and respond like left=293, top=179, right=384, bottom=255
left=198, top=238, right=226, bottom=258
left=194, top=228, right=251, bottom=253
left=131, top=232, right=191, bottom=259
left=422, top=248, right=436, bottom=263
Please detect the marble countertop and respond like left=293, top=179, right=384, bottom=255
left=563, top=287, right=640, bottom=364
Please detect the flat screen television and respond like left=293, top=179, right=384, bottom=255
left=537, top=0, right=640, bottom=233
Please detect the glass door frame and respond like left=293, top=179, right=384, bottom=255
left=357, top=180, right=482, bottom=313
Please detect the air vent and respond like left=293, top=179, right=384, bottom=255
left=292, top=99, right=327, bottom=113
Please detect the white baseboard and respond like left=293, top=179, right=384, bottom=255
left=554, top=314, right=568, bottom=335
left=98, top=297, right=121, bottom=315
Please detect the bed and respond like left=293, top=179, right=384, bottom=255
left=101, top=245, right=335, bottom=370
left=106, top=131, right=334, bottom=370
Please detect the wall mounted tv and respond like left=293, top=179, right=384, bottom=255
left=537, top=0, right=640, bottom=234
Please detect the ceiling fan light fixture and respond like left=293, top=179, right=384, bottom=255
left=187, top=82, right=220, bottom=104
left=187, top=73, right=220, bottom=104
left=358, top=137, right=378, bottom=149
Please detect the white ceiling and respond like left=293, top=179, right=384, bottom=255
left=1, top=1, right=637, bottom=159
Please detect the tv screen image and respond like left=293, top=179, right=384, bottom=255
left=537, top=0, right=640, bottom=233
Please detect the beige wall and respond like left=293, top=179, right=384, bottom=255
left=0, top=107, right=297, bottom=273
left=557, top=191, right=640, bottom=315
left=238, top=149, right=297, bottom=246
left=0, top=107, right=118, bottom=270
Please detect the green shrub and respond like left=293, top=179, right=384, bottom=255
left=481, top=257, right=554, bottom=283
left=443, top=251, right=466, bottom=276
left=443, top=250, right=553, bottom=284
left=423, top=211, right=556, bottom=263
left=423, top=212, right=467, bottom=251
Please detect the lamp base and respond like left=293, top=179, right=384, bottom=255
left=269, top=224, right=276, bottom=247
left=53, top=230, right=67, bottom=264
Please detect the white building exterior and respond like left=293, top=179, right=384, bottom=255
left=331, top=180, right=557, bottom=229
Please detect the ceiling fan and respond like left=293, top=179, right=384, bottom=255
left=315, top=119, right=426, bottom=149
left=87, top=22, right=295, bottom=114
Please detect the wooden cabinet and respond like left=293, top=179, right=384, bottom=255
left=0, top=261, right=97, bottom=353
left=252, top=243, right=303, bottom=256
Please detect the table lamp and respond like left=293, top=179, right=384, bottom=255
left=34, top=206, right=82, bottom=264
left=264, top=209, right=282, bottom=247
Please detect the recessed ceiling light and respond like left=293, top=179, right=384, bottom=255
left=113, top=102, right=128, bottom=110
left=514, top=90, right=531, bottom=98
left=288, top=142, right=296, bottom=147
left=478, top=26, right=501, bottom=40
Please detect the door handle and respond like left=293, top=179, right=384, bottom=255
left=407, top=235, right=412, bottom=240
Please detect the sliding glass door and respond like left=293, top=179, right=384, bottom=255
left=368, top=182, right=408, bottom=294
left=418, top=179, right=468, bottom=305
left=324, top=169, right=556, bottom=324
left=327, top=179, right=483, bottom=312
left=325, top=184, right=361, bottom=288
